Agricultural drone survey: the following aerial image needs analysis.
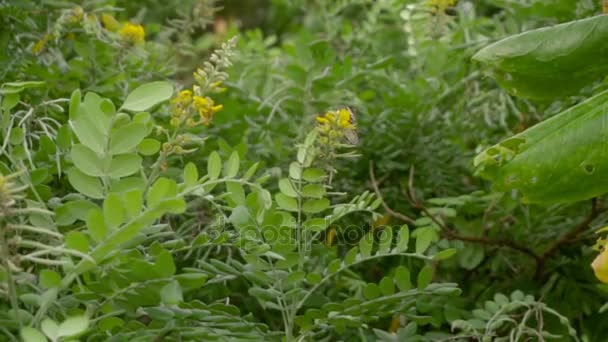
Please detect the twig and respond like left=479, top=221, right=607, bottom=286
left=368, top=161, right=415, bottom=225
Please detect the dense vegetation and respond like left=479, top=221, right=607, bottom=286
left=1, top=0, right=608, bottom=340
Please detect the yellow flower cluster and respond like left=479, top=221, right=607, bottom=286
left=119, top=22, right=145, bottom=44
left=316, top=108, right=358, bottom=145
left=32, top=34, right=51, bottom=55
left=427, top=0, right=457, bottom=12
left=170, top=89, right=223, bottom=128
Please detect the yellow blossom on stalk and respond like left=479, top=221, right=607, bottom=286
left=32, top=34, right=51, bottom=55
left=100, top=13, right=121, bottom=31
left=592, top=247, right=608, bottom=283
left=316, top=107, right=358, bottom=145
left=119, top=22, right=145, bottom=44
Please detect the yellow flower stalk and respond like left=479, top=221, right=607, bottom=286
left=119, top=22, right=145, bottom=44
left=32, top=34, right=51, bottom=55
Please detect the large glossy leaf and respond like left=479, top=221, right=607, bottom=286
left=473, top=15, right=608, bottom=99
left=121, top=81, right=174, bottom=112
left=474, top=89, right=608, bottom=203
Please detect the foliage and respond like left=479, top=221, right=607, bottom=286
left=2, top=0, right=608, bottom=341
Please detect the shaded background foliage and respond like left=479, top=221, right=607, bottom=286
left=2, top=0, right=608, bottom=340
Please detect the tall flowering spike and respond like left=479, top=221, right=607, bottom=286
left=315, top=108, right=358, bottom=146
left=592, top=249, right=608, bottom=283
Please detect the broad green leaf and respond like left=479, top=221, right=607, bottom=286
left=110, top=177, right=145, bottom=193
left=224, top=151, right=240, bottom=178
left=147, top=178, right=178, bottom=208
left=474, top=89, right=608, bottom=203
left=9, top=127, right=23, bottom=144
left=72, top=115, right=105, bottom=154
left=302, top=168, right=326, bottom=182
left=108, top=154, right=142, bottom=178
left=56, top=125, right=72, bottom=150
left=377, top=227, right=392, bottom=255
left=302, top=198, right=330, bottom=214
left=39, top=269, right=61, bottom=289
left=57, top=315, right=89, bottom=338
left=226, top=181, right=246, bottom=205
left=160, top=280, right=183, bottom=305
left=121, top=81, right=174, bottom=112
left=393, top=225, right=409, bottom=252
left=229, top=206, right=252, bottom=229
left=70, top=144, right=103, bottom=177
left=417, top=265, right=433, bottom=289
left=103, top=193, right=125, bottom=228
left=156, top=250, right=176, bottom=277
left=67, top=168, right=104, bottom=199
left=207, top=151, right=222, bottom=180
left=301, top=184, right=325, bottom=198
left=65, top=231, right=89, bottom=253
left=55, top=200, right=97, bottom=226
left=379, top=276, right=395, bottom=296
left=124, top=189, right=143, bottom=218
left=275, top=193, right=298, bottom=212
left=183, top=162, right=199, bottom=186
left=278, top=178, right=298, bottom=197
left=327, top=258, right=342, bottom=274
left=137, top=138, right=161, bottom=156
left=415, top=227, right=434, bottom=254
left=458, top=244, right=485, bottom=270
left=86, top=209, right=108, bottom=242
left=363, top=283, right=380, bottom=300
left=303, top=218, right=328, bottom=231
left=473, top=15, right=608, bottom=99
left=395, top=266, right=411, bottom=291
left=157, top=198, right=186, bottom=214
left=289, top=162, right=302, bottom=180
left=109, top=123, right=148, bottom=154
left=41, top=319, right=59, bottom=341
left=359, top=232, right=373, bottom=258
left=20, top=327, right=46, bottom=342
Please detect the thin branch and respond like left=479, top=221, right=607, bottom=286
left=368, top=161, right=415, bottom=225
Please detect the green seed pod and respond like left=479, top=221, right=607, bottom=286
left=474, top=89, right=608, bottom=203
left=473, top=15, right=608, bottom=100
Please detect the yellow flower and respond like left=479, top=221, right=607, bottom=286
left=119, top=22, right=145, bottom=44
left=592, top=248, right=608, bottom=283
left=173, top=89, right=193, bottom=104
left=193, top=96, right=210, bottom=110
left=32, top=34, right=50, bottom=55
left=337, top=108, right=354, bottom=129
left=100, top=13, right=121, bottom=32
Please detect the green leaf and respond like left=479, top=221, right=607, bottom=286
left=379, top=276, right=395, bottom=296
left=344, top=246, right=359, bottom=265
left=393, top=225, right=409, bottom=252
left=156, top=250, right=176, bottom=277
left=359, top=232, right=373, bottom=258
left=224, top=151, right=240, bottom=177
left=303, top=218, right=328, bottom=232
left=109, top=123, right=148, bottom=154
left=9, top=127, right=23, bottom=144
left=474, top=89, right=608, bottom=204
left=108, top=153, right=142, bottom=178
left=41, top=319, right=59, bottom=341
left=207, top=151, right=222, bottom=180
left=72, top=115, right=105, bottom=154
left=67, top=168, right=104, bottom=199
left=301, top=184, right=325, bottom=198
left=69, top=89, right=82, bottom=120
left=86, top=209, right=108, bottom=242
left=226, top=181, right=246, bottom=205
left=57, top=315, right=89, bottom=338
left=20, top=327, right=47, bottom=342
left=377, top=227, right=392, bottom=255
left=121, top=81, right=174, bottom=112
left=183, top=162, right=199, bottom=186
left=417, top=265, right=433, bottom=289
left=302, top=198, right=330, bottom=214
left=275, top=193, right=298, bottom=212
left=137, top=138, right=161, bottom=156
left=289, top=162, right=302, bottom=180
left=415, top=227, right=434, bottom=254
left=160, top=280, right=183, bottom=305
left=434, top=248, right=457, bottom=261
left=103, top=193, right=125, bottom=228
left=124, top=189, right=143, bottom=218
left=473, top=15, right=608, bottom=100
left=302, top=168, right=326, bottom=182
left=65, top=231, right=89, bottom=253
left=147, top=178, right=178, bottom=208
left=363, top=283, right=380, bottom=300
left=395, top=266, right=411, bottom=291
left=39, top=269, right=61, bottom=289
left=278, top=178, right=298, bottom=197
